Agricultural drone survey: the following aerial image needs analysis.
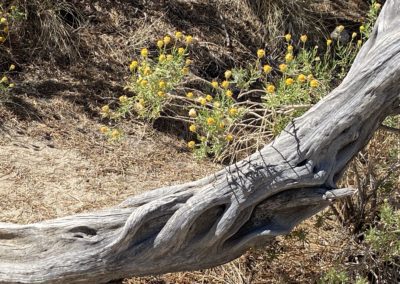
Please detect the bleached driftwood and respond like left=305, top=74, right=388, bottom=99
left=1, top=1, right=399, bottom=283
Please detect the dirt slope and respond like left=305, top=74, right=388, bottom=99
left=0, top=98, right=220, bottom=224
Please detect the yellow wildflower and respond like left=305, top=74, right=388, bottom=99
left=129, top=60, right=138, bottom=71
left=337, top=25, right=345, bottom=33
left=211, top=81, right=219, bottom=88
left=185, top=59, right=192, bottom=66
left=263, top=64, right=272, bottom=74
left=157, top=91, right=166, bottom=97
left=257, top=49, right=265, bottom=59
left=287, top=45, right=294, bottom=52
left=307, top=74, right=314, bottom=81
left=352, top=32, right=357, bottom=39
left=207, top=117, right=215, bottom=126
left=189, top=108, right=197, bottom=117
left=163, top=35, right=171, bottom=45
left=374, top=3, right=381, bottom=9
left=101, top=105, right=110, bottom=113
left=159, top=80, right=166, bottom=89
left=225, top=134, right=234, bottom=142
left=326, top=39, right=332, bottom=46
left=0, top=76, right=8, bottom=83
left=297, top=74, right=306, bottom=83
left=111, top=129, right=121, bottom=139
left=135, top=102, right=144, bottom=111
left=0, top=18, right=7, bottom=24
left=357, top=40, right=362, bottom=46
left=186, top=92, right=194, bottom=98
left=198, top=97, right=207, bottom=106
left=119, top=95, right=128, bottom=103
left=206, top=94, right=213, bottom=102
left=143, top=66, right=151, bottom=75
left=300, top=34, right=308, bottom=43
left=157, top=40, right=164, bottom=49
left=0, top=36, right=5, bottom=43
left=140, top=48, right=148, bottom=57
left=285, top=78, right=294, bottom=86
left=266, top=84, right=275, bottom=94
left=182, top=67, right=189, bottom=75
left=167, top=54, right=174, bottom=61
left=219, top=122, right=225, bottom=129
left=140, top=80, right=148, bottom=87
left=178, top=47, right=185, bottom=55
left=310, top=79, right=319, bottom=88
left=226, top=90, right=233, bottom=97
left=8, top=83, right=15, bottom=88
left=175, top=31, right=183, bottom=39
left=186, top=35, right=193, bottom=44
left=229, top=107, right=238, bottom=116
left=285, top=34, right=292, bottom=42
left=221, top=80, right=229, bottom=89
left=360, top=25, right=365, bottom=32
left=9, top=64, right=15, bottom=71
left=189, top=124, right=197, bottom=132
left=213, top=101, right=221, bottom=108
left=3, top=25, right=8, bottom=33
left=100, top=126, right=109, bottom=134
left=285, top=53, right=294, bottom=63
left=159, top=54, right=166, bottom=62
left=187, top=141, right=196, bottom=149
left=279, top=63, right=288, bottom=72
left=224, top=70, right=232, bottom=79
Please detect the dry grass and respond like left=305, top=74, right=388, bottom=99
left=0, top=95, right=221, bottom=224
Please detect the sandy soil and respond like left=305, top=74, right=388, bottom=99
left=0, top=97, right=220, bottom=224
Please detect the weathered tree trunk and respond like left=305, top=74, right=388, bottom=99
left=1, top=1, right=400, bottom=283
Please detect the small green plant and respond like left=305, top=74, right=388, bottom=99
left=360, top=0, right=381, bottom=38
left=365, top=202, right=400, bottom=262
left=320, top=268, right=349, bottom=284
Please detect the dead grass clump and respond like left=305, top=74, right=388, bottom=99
left=245, top=0, right=368, bottom=52
left=14, top=0, right=84, bottom=59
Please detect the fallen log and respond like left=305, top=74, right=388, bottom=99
left=0, top=1, right=399, bottom=283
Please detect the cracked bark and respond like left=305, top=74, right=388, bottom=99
left=1, top=1, right=400, bottom=283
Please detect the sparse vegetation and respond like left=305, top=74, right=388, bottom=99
left=0, top=4, right=23, bottom=103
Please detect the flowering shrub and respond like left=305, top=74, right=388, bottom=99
left=100, top=33, right=192, bottom=123
left=0, top=4, right=24, bottom=44
left=0, top=4, right=24, bottom=102
left=361, top=0, right=381, bottom=38
left=0, top=64, right=15, bottom=102
left=100, top=2, right=381, bottom=161
left=186, top=85, right=244, bottom=158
